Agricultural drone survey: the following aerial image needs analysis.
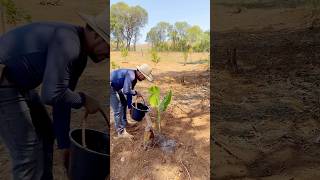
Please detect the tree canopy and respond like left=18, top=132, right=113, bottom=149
left=111, top=2, right=209, bottom=53
left=111, top=2, right=148, bottom=50
left=146, top=21, right=210, bottom=52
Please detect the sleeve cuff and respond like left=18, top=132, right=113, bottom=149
left=78, top=92, right=86, bottom=105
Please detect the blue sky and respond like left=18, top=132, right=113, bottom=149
left=111, top=0, right=210, bottom=44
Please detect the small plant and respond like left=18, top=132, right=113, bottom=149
left=111, top=61, right=120, bottom=69
left=0, top=0, right=32, bottom=32
left=148, top=86, right=172, bottom=133
left=120, top=47, right=128, bottom=62
left=150, top=48, right=160, bottom=65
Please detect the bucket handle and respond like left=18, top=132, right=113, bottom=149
left=81, top=109, right=110, bottom=148
left=82, top=112, right=88, bottom=148
left=135, top=95, right=146, bottom=108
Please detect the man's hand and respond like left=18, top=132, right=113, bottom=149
left=80, top=92, right=101, bottom=114
left=135, top=91, right=142, bottom=97
left=60, top=148, right=70, bottom=172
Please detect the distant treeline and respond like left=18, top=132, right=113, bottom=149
left=110, top=2, right=210, bottom=53
left=146, top=22, right=210, bottom=53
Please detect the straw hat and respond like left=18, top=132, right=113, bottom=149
left=78, top=9, right=110, bottom=43
left=136, top=64, right=153, bottom=82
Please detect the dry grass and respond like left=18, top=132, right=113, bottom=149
left=111, top=51, right=210, bottom=72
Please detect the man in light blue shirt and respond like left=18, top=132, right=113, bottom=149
left=110, top=64, right=153, bottom=138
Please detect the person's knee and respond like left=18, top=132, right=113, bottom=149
left=12, top=143, right=44, bottom=180
left=114, top=111, right=121, bottom=119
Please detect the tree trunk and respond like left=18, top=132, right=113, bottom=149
left=116, top=40, right=119, bottom=50
left=133, top=32, right=138, bottom=51
left=126, top=38, right=130, bottom=51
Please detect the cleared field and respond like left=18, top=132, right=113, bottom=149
left=110, top=51, right=210, bottom=179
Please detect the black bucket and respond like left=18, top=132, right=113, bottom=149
left=68, top=128, right=110, bottom=180
left=131, top=103, right=149, bottom=121
left=131, top=96, right=149, bottom=121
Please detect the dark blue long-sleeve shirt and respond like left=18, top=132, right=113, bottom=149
left=111, top=69, right=137, bottom=108
left=0, top=22, right=88, bottom=149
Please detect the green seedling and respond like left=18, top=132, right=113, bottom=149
left=111, top=61, right=120, bottom=69
left=148, top=86, right=172, bottom=133
left=120, top=47, right=128, bottom=62
left=151, top=48, right=160, bottom=65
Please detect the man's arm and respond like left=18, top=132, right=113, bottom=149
left=122, top=71, right=137, bottom=108
left=52, top=103, right=71, bottom=149
left=41, top=28, right=84, bottom=108
left=41, top=28, right=84, bottom=149
left=53, top=71, right=82, bottom=149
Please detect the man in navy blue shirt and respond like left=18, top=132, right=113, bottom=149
left=0, top=9, right=109, bottom=180
left=110, top=64, right=153, bottom=138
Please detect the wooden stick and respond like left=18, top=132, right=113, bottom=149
left=174, top=104, right=188, bottom=114
left=213, top=138, right=242, bottom=161
left=82, top=112, right=88, bottom=148
left=180, top=160, right=191, bottom=180
left=99, top=108, right=110, bottom=131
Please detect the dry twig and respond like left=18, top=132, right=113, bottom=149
left=180, top=160, right=191, bottom=180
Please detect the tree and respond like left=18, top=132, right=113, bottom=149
left=168, top=25, right=178, bottom=50
left=111, top=2, right=129, bottom=50
left=145, top=21, right=209, bottom=53
left=200, top=30, right=210, bottom=52
left=129, top=5, right=147, bottom=50
left=145, top=21, right=171, bottom=51
left=174, top=21, right=190, bottom=51
left=132, top=28, right=141, bottom=51
left=146, top=27, right=159, bottom=48
left=191, top=29, right=210, bottom=52
left=157, top=22, right=171, bottom=44
left=187, top=25, right=202, bottom=47
left=110, top=2, right=148, bottom=51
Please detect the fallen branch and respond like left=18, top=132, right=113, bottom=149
left=212, top=138, right=242, bottom=161
left=173, top=104, right=188, bottom=114
left=180, top=160, right=191, bottom=180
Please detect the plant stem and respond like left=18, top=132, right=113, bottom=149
left=157, top=109, right=161, bottom=133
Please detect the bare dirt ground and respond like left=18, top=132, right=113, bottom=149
left=0, top=1, right=107, bottom=179
left=212, top=2, right=320, bottom=180
left=110, top=51, right=210, bottom=179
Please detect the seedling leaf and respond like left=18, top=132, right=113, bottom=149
left=159, top=90, right=172, bottom=112
left=148, top=86, right=160, bottom=107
